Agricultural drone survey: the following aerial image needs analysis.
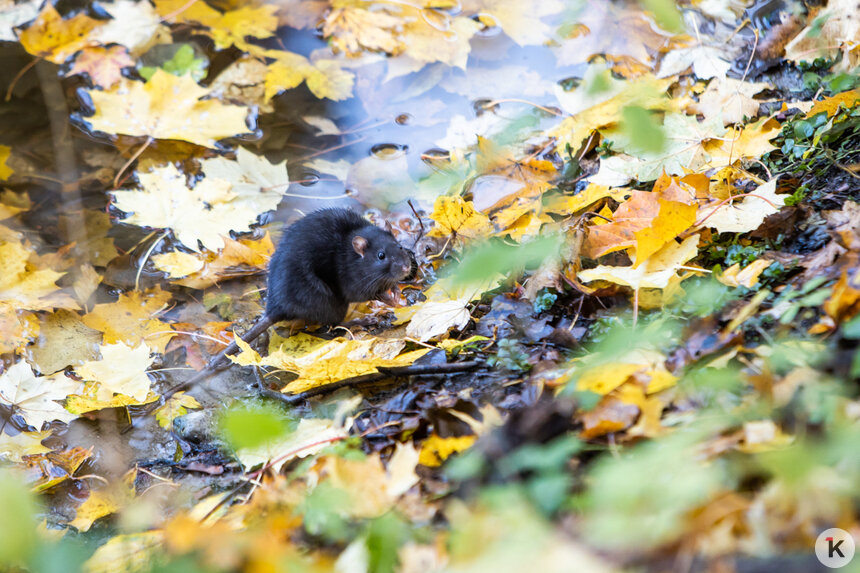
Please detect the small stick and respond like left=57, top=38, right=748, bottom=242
left=259, top=360, right=482, bottom=405
left=121, top=316, right=275, bottom=434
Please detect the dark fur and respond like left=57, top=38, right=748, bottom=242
left=266, top=208, right=412, bottom=325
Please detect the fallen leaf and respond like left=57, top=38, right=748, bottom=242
left=208, top=56, right=272, bottom=113
left=172, top=233, right=274, bottom=290
left=418, top=434, right=477, bottom=467
left=427, top=196, right=493, bottom=242
left=25, top=309, right=101, bottom=375
left=152, top=251, right=205, bottom=278
left=463, top=0, right=564, bottom=46
left=699, top=179, right=785, bottom=234
left=785, top=0, right=860, bottom=71
left=543, top=185, right=633, bottom=216
left=69, top=46, right=135, bottom=89
left=718, top=259, right=774, bottom=288
left=0, top=430, right=52, bottom=462
left=81, top=286, right=174, bottom=353
left=236, top=417, right=348, bottom=472
left=585, top=174, right=697, bottom=266
left=0, top=237, right=76, bottom=311
left=240, top=335, right=431, bottom=395
left=264, top=50, right=355, bottom=101
left=658, top=44, right=731, bottom=80
left=703, top=117, right=781, bottom=169
left=551, top=75, right=677, bottom=156
left=688, top=77, right=770, bottom=125
left=323, top=5, right=401, bottom=55
left=85, top=70, right=253, bottom=148
left=17, top=4, right=102, bottom=63
left=805, top=89, right=860, bottom=119
left=90, top=0, right=163, bottom=54
left=74, top=342, right=154, bottom=402
left=69, top=470, right=136, bottom=532
left=578, top=234, right=700, bottom=290
left=406, top=299, right=473, bottom=341
left=112, top=163, right=272, bottom=252
left=154, top=0, right=278, bottom=51
left=0, top=362, right=81, bottom=429
left=595, top=113, right=726, bottom=184
left=155, top=392, right=202, bottom=430
left=823, top=270, right=860, bottom=323
left=0, top=145, right=11, bottom=179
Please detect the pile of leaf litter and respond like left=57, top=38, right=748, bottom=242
left=0, top=0, right=859, bottom=570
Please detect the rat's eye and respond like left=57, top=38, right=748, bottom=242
left=377, top=251, right=386, bottom=260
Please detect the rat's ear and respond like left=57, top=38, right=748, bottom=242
left=352, top=235, right=368, bottom=257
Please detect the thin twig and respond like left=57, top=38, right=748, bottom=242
left=114, top=136, right=153, bottom=189
left=261, top=360, right=482, bottom=405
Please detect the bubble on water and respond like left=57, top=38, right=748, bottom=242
left=370, top=143, right=408, bottom=159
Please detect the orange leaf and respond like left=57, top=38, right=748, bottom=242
left=18, top=5, right=102, bottom=63
left=584, top=173, right=695, bottom=265
left=68, top=46, right=134, bottom=89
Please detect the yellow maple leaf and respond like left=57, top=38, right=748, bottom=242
left=551, top=75, right=677, bottom=155
left=703, top=117, right=780, bottom=169
left=168, top=233, right=274, bottom=290
left=400, top=10, right=481, bottom=70
left=0, top=429, right=52, bottom=462
left=418, top=434, right=477, bottom=467
left=154, top=0, right=277, bottom=50
left=26, top=309, right=101, bottom=375
left=263, top=50, right=355, bottom=101
left=463, top=0, right=564, bottom=46
left=427, top=196, right=493, bottom=241
left=235, top=417, right=348, bottom=472
left=578, top=233, right=700, bottom=291
left=574, top=350, right=677, bottom=395
left=543, top=185, right=633, bottom=216
left=213, top=5, right=279, bottom=50
left=0, top=361, right=81, bottom=429
left=585, top=174, right=696, bottom=266
left=112, top=160, right=279, bottom=252
left=81, top=286, right=174, bottom=353
left=0, top=145, right=12, bottom=180
left=85, top=70, right=253, bottom=148
left=0, top=304, right=38, bottom=355
left=805, top=89, right=860, bottom=119
left=785, top=0, right=860, bottom=71
left=155, top=392, right=201, bottom=430
left=323, top=5, right=402, bottom=54
left=698, top=179, right=785, bottom=234
left=74, top=342, right=154, bottom=402
left=233, top=334, right=430, bottom=395
left=69, top=470, right=136, bottom=532
left=0, top=237, right=75, bottom=311
left=152, top=251, right=205, bottom=279
left=17, top=4, right=102, bottom=63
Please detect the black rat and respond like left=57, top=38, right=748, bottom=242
left=170, top=208, right=414, bottom=394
